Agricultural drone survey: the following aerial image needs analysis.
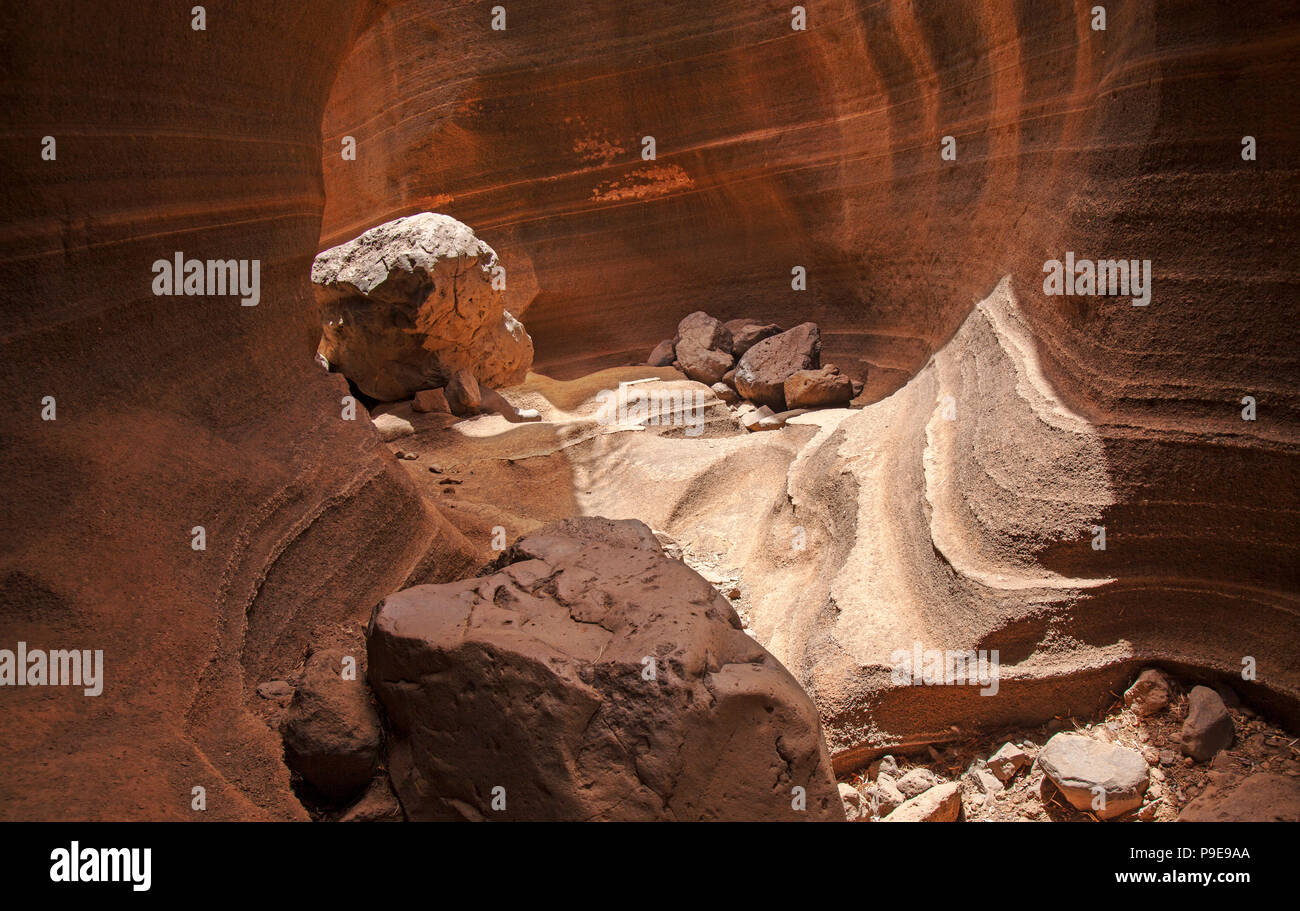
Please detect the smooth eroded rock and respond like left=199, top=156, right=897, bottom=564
left=1038, top=732, right=1148, bottom=820
left=281, top=649, right=382, bottom=804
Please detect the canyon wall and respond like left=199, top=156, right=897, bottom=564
left=0, top=0, right=1295, bottom=819
left=0, top=0, right=484, bottom=820
left=321, top=0, right=1299, bottom=749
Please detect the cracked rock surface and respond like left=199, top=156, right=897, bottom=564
left=312, top=212, right=533, bottom=401
left=367, top=516, right=842, bottom=821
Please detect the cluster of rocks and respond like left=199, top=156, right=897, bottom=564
left=647, top=311, right=862, bottom=425
left=838, top=743, right=1030, bottom=822
left=365, top=364, right=544, bottom=443
left=1120, top=668, right=1236, bottom=763
left=311, top=213, right=545, bottom=444
left=406, top=367, right=539, bottom=422
left=838, top=667, right=1300, bottom=823
left=263, top=630, right=1299, bottom=823
left=839, top=758, right=962, bottom=822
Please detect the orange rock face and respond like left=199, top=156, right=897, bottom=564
left=319, top=0, right=1300, bottom=743
left=0, top=1, right=478, bottom=821
left=0, top=0, right=1297, bottom=820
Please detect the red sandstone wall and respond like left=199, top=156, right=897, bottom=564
left=0, top=0, right=1295, bottom=819
left=321, top=0, right=1300, bottom=720
left=0, top=0, right=478, bottom=820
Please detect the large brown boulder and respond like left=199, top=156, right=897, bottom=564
left=676, top=342, right=734, bottom=385
left=367, top=517, right=842, bottom=821
left=312, top=213, right=533, bottom=401
left=677, top=311, right=732, bottom=353
left=734, top=323, right=821, bottom=409
left=674, top=311, right=734, bottom=385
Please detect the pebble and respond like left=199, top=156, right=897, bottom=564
left=896, top=768, right=944, bottom=799
left=1181, top=686, right=1235, bottom=761
left=988, top=743, right=1030, bottom=782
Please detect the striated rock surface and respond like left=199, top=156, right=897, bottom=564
left=735, top=278, right=1300, bottom=768
left=516, top=280, right=1300, bottom=774
left=313, top=213, right=533, bottom=401
left=319, top=1, right=1300, bottom=765
left=1, top=0, right=1298, bottom=823
left=367, top=517, right=842, bottom=821
left=0, top=0, right=482, bottom=821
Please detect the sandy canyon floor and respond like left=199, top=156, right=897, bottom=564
left=361, top=281, right=1300, bottom=822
